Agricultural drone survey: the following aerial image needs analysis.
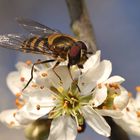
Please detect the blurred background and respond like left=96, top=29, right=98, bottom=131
left=0, top=0, right=140, bottom=140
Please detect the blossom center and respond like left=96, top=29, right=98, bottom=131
left=62, top=94, right=79, bottom=110
left=98, top=83, right=120, bottom=110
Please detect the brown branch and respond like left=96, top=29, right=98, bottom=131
left=65, top=1, right=130, bottom=140
left=66, top=0, right=97, bottom=52
left=105, top=117, right=130, bottom=140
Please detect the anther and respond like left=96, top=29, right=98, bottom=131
left=102, top=106, right=108, bottom=109
left=136, top=86, right=140, bottom=92
left=15, top=99, right=25, bottom=109
left=9, top=121, right=15, bottom=127
left=77, top=126, right=82, bottom=132
left=36, top=105, right=40, bottom=110
left=113, top=105, right=118, bottom=110
left=40, top=85, right=44, bottom=89
left=126, top=107, right=130, bottom=112
left=64, top=101, right=68, bottom=108
left=31, top=84, right=38, bottom=88
left=128, top=92, right=132, bottom=97
left=136, top=111, right=140, bottom=118
left=13, top=112, right=16, bottom=117
left=25, top=60, right=32, bottom=65
left=109, top=83, right=119, bottom=89
left=81, top=82, right=85, bottom=86
left=15, top=92, right=22, bottom=97
left=98, top=83, right=102, bottom=89
left=20, top=77, right=25, bottom=82
left=41, top=73, right=48, bottom=77
left=37, top=59, right=41, bottom=63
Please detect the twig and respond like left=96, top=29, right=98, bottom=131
left=66, top=0, right=97, bottom=52
left=65, top=1, right=130, bottom=140
left=105, top=117, right=130, bottom=140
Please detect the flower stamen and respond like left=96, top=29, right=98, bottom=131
left=20, top=77, right=25, bottom=82
left=25, top=60, right=32, bottom=65
left=36, top=104, right=41, bottom=110
left=136, top=111, right=140, bottom=118
left=41, top=72, right=48, bottom=77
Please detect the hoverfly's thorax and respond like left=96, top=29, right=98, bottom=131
left=48, top=34, right=77, bottom=46
left=48, top=34, right=78, bottom=60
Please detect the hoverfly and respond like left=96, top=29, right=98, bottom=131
left=0, top=18, right=92, bottom=90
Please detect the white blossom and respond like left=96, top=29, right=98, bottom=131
left=0, top=51, right=129, bottom=140
left=114, top=87, right=140, bottom=136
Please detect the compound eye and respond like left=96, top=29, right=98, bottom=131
left=76, top=41, right=87, bottom=51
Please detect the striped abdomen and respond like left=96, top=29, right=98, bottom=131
left=22, top=36, right=49, bottom=52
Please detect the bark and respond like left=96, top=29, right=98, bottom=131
left=66, top=0, right=97, bottom=52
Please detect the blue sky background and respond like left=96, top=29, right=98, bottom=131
left=0, top=0, right=140, bottom=140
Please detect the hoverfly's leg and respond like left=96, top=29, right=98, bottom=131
left=22, top=59, right=56, bottom=91
left=52, top=61, right=62, bottom=83
left=67, top=64, right=81, bottom=92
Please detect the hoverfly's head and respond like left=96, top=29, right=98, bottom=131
left=68, top=41, right=90, bottom=68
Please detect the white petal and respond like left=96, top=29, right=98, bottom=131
left=114, top=119, right=140, bottom=136
left=36, top=66, right=78, bottom=90
left=16, top=62, right=34, bottom=81
left=48, top=116, right=77, bottom=140
left=114, top=86, right=129, bottom=110
left=105, top=76, right=125, bottom=84
left=96, top=109, right=123, bottom=119
left=92, top=85, right=107, bottom=107
left=79, top=60, right=112, bottom=92
left=7, top=72, right=23, bottom=95
left=0, top=109, right=23, bottom=128
left=81, top=106, right=111, bottom=137
left=82, top=50, right=101, bottom=73
left=79, top=81, right=96, bottom=96
left=16, top=89, right=56, bottom=124
left=15, top=105, right=46, bottom=125
left=15, top=62, right=29, bottom=71
left=96, top=60, right=112, bottom=84
left=135, top=92, right=140, bottom=105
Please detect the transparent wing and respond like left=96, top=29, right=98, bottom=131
left=16, top=17, right=61, bottom=36
left=0, top=34, right=54, bottom=55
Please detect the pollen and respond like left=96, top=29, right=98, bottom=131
left=25, top=60, right=32, bottom=65
left=135, top=86, right=140, bottom=92
left=31, top=84, right=38, bottom=88
left=102, top=106, right=108, bottom=109
left=40, top=85, right=44, bottom=89
left=63, top=101, right=68, bottom=108
left=20, top=77, right=25, bottom=82
left=15, top=92, right=22, bottom=97
left=41, top=72, right=48, bottom=77
left=113, top=105, right=118, bottom=110
left=126, top=107, right=130, bottom=112
left=98, top=83, right=102, bottom=89
left=9, top=121, right=15, bottom=127
left=81, top=82, right=85, bottom=86
left=128, top=92, right=132, bottom=97
left=15, top=99, right=25, bottom=109
left=37, top=59, right=41, bottom=62
left=13, top=112, right=16, bottom=117
left=136, top=111, right=140, bottom=118
left=77, top=126, right=82, bottom=132
left=109, top=83, right=119, bottom=89
left=36, top=104, right=41, bottom=110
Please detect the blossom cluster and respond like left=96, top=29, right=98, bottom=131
left=114, top=87, right=140, bottom=136
left=0, top=51, right=129, bottom=140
